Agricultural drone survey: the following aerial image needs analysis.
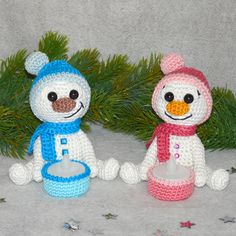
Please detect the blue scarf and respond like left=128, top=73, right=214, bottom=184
left=28, top=119, right=81, bottom=161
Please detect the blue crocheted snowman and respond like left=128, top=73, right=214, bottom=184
left=9, top=52, right=120, bottom=185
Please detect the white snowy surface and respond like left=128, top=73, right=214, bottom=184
left=0, top=124, right=235, bottom=236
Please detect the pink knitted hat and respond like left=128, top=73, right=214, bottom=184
left=152, top=53, right=213, bottom=124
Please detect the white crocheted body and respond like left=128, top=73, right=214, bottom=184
left=9, top=129, right=120, bottom=184
left=32, top=130, right=98, bottom=179
left=9, top=51, right=120, bottom=185
left=120, top=53, right=229, bottom=190
left=52, top=130, right=95, bottom=163
left=120, top=134, right=229, bottom=190
left=170, top=135, right=204, bottom=168
left=141, top=135, right=206, bottom=186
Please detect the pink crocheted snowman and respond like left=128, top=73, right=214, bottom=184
left=120, top=53, right=229, bottom=191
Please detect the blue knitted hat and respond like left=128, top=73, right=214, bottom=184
left=26, top=51, right=91, bottom=122
left=25, top=52, right=83, bottom=89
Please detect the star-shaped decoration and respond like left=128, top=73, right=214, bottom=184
left=102, top=213, right=118, bottom=220
left=0, top=198, right=6, bottom=203
left=219, top=216, right=235, bottom=223
left=180, top=221, right=195, bottom=228
left=64, top=219, right=80, bottom=231
left=226, top=167, right=236, bottom=174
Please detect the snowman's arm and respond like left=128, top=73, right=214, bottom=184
left=139, top=137, right=158, bottom=180
left=78, top=130, right=98, bottom=178
left=32, top=137, right=45, bottom=182
left=191, top=135, right=207, bottom=187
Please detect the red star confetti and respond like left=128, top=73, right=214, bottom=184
left=180, top=221, right=195, bottom=228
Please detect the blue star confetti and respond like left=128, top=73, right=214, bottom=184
left=64, top=219, right=80, bottom=231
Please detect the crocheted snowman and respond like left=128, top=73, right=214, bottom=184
left=9, top=52, right=119, bottom=185
left=120, top=53, right=229, bottom=191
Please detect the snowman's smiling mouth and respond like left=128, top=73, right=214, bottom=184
left=64, top=102, right=84, bottom=118
left=164, top=111, right=192, bottom=120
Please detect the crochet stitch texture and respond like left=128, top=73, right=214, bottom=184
left=120, top=53, right=229, bottom=191
left=147, top=164, right=195, bottom=201
left=9, top=51, right=120, bottom=186
left=42, top=160, right=91, bottom=198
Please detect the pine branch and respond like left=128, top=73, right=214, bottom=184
left=38, top=31, right=69, bottom=60
left=0, top=31, right=235, bottom=159
left=68, top=49, right=100, bottom=78
left=0, top=50, right=29, bottom=106
left=93, top=55, right=133, bottom=90
left=0, top=32, right=71, bottom=158
left=198, top=88, right=236, bottom=149
left=0, top=105, right=38, bottom=158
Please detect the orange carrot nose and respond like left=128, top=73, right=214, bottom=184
left=166, top=101, right=189, bottom=116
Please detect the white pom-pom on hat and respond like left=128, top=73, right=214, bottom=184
left=25, top=51, right=49, bottom=75
left=160, top=53, right=185, bottom=75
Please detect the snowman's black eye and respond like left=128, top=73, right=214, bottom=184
left=69, top=90, right=79, bottom=100
left=164, top=92, right=174, bottom=102
left=47, top=92, right=58, bottom=102
left=184, top=94, right=194, bottom=104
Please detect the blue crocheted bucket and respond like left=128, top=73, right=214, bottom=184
left=41, top=160, right=91, bottom=198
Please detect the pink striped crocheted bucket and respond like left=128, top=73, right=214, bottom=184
left=147, top=165, right=195, bottom=201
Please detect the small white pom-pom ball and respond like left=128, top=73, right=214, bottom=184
left=208, top=169, right=229, bottom=191
left=9, top=163, right=32, bottom=185
left=160, top=53, right=185, bottom=75
left=25, top=51, right=49, bottom=75
left=97, top=158, right=120, bottom=181
left=120, top=162, right=141, bottom=184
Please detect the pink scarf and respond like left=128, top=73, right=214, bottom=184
left=146, top=123, right=196, bottom=163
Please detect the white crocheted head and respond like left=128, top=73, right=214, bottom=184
left=152, top=53, right=213, bottom=126
left=25, top=52, right=91, bottom=123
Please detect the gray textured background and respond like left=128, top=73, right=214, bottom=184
left=0, top=2, right=236, bottom=236
left=0, top=0, right=235, bottom=91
